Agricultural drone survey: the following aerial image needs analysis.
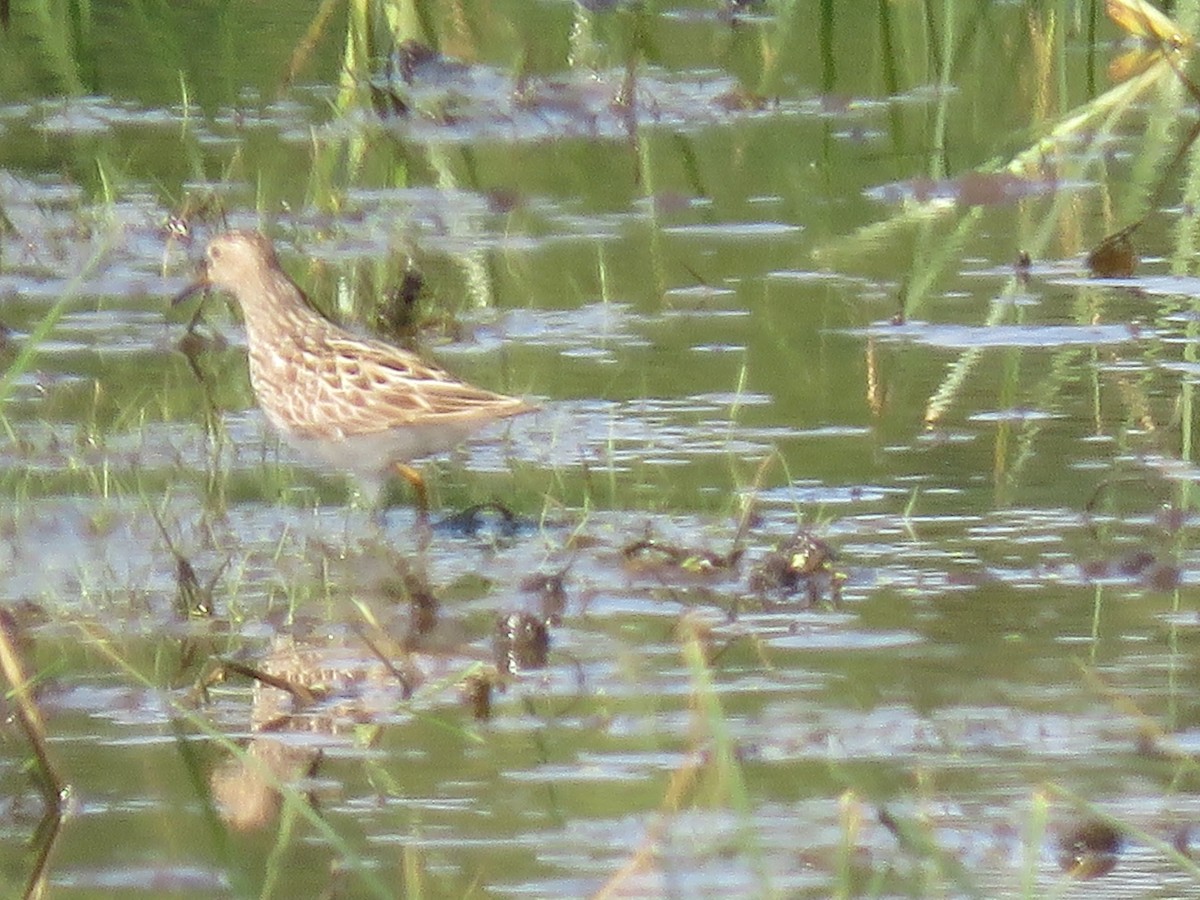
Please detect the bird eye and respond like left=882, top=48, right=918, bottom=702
left=209, top=246, right=222, bottom=261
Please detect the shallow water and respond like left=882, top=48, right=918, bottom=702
left=3, top=1, right=1200, bottom=897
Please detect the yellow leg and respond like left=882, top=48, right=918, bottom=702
left=392, top=463, right=429, bottom=517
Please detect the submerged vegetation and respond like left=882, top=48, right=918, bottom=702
left=3, top=0, right=1200, bottom=896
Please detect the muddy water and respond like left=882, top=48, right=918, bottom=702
left=2, top=1, right=1200, bottom=897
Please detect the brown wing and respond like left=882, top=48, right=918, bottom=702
left=279, top=329, right=531, bottom=437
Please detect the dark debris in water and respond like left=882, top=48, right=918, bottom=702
left=712, top=86, right=774, bottom=112
left=748, top=530, right=844, bottom=606
left=432, top=501, right=532, bottom=541
left=610, top=524, right=846, bottom=611
left=1057, top=819, right=1123, bottom=879
left=1077, top=550, right=1181, bottom=591
left=366, top=42, right=793, bottom=144
left=493, top=611, right=551, bottom=675
left=150, top=506, right=225, bottom=620
left=519, top=567, right=569, bottom=624
left=397, top=573, right=441, bottom=644
left=620, top=534, right=743, bottom=580
left=460, top=669, right=496, bottom=721
left=1086, top=222, right=1140, bottom=278
left=370, top=267, right=424, bottom=343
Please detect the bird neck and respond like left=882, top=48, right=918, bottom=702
left=237, top=269, right=316, bottom=342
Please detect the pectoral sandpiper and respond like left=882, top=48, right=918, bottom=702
left=174, top=230, right=535, bottom=512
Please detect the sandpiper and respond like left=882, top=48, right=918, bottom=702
left=174, top=230, right=535, bottom=512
